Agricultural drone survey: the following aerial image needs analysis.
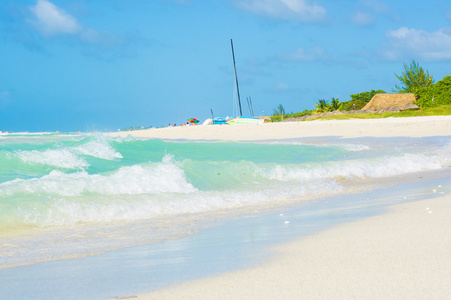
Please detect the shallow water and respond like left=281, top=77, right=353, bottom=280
left=1, top=133, right=449, bottom=232
left=0, top=133, right=450, bottom=298
left=0, top=170, right=449, bottom=300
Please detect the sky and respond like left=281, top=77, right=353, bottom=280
left=0, top=0, right=451, bottom=132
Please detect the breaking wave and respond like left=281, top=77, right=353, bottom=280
left=0, top=133, right=450, bottom=229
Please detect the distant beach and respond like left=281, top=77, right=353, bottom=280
left=109, top=115, right=451, bottom=140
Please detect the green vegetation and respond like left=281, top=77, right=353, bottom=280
left=314, top=99, right=330, bottom=113
left=271, top=60, right=450, bottom=122
left=339, top=90, right=385, bottom=111
left=312, top=97, right=341, bottom=113
left=394, top=60, right=434, bottom=93
left=330, top=98, right=340, bottom=111
left=304, top=105, right=451, bottom=121
left=272, top=104, right=286, bottom=116
left=415, top=75, right=451, bottom=108
left=271, top=110, right=311, bottom=122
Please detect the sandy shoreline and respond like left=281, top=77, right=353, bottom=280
left=109, top=116, right=451, bottom=140
left=127, top=116, right=451, bottom=299
left=1, top=117, right=449, bottom=299
left=138, top=192, right=451, bottom=299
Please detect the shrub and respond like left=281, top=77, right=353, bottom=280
left=415, top=76, right=451, bottom=108
left=339, top=89, right=385, bottom=111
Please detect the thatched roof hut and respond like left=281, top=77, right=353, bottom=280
left=362, top=93, right=416, bottom=110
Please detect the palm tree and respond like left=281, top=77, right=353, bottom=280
left=272, top=104, right=286, bottom=116
left=314, top=99, right=329, bottom=113
left=330, top=98, right=340, bottom=111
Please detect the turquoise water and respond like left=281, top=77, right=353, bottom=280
left=1, top=133, right=450, bottom=231
left=3, top=174, right=449, bottom=300
left=0, top=133, right=450, bottom=270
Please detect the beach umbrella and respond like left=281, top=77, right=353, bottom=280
left=188, top=118, right=199, bottom=124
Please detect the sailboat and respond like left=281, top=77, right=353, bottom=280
left=226, top=39, right=262, bottom=125
left=209, top=109, right=227, bottom=125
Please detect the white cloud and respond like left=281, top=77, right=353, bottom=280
left=29, top=0, right=81, bottom=36
left=383, top=27, right=451, bottom=61
left=279, top=46, right=330, bottom=62
left=234, top=0, right=326, bottom=22
left=275, top=82, right=289, bottom=91
left=361, top=0, right=389, bottom=14
left=351, top=0, right=395, bottom=26
left=26, top=0, right=126, bottom=55
left=174, top=0, right=192, bottom=4
left=0, top=91, right=12, bottom=107
left=351, top=11, right=374, bottom=26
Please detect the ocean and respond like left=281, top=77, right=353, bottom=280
left=1, top=132, right=450, bottom=298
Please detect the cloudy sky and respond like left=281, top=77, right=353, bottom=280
left=1, top=0, right=450, bottom=132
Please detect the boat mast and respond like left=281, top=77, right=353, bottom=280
left=247, top=97, right=254, bottom=117
left=230, top=39, right=243, bottom=117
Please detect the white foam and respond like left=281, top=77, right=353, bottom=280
left=0, top=157, right=197, bottom=197
left=339, top=144, right=371, bottom=152
left=73, top=140, right=123, bottom=160
left=4, top=139, right=451, bottom=228
left=271, top=141, right=370, bottom=152
left=16, top=149, right=88, bottom=169
left=16, top=176, right=341, bottom=227
left=260, top=152, right=446, bottom=182
left=13, top=135, right=124, bottom=169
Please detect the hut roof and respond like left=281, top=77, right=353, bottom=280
left=362, top=93, right=416, bottom=110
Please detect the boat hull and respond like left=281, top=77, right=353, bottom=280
left=226, top=116, right=262, bottom=125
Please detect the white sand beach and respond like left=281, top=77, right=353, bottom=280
left=127, top=116, right=451, bottom=299
left=110, top=116, right=451, bottom=141
left=138, top=194, right=451, bottom=299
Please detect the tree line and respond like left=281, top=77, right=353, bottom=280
left=273, top=60, right=451, bottom=118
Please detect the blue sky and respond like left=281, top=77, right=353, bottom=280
left=1, top=0, right=450, bottom=132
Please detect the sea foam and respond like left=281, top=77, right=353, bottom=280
left=13, top=135, right=123, bottom=170
left=0, top=157, right=196, bottom=197
left=73, top=138, right=123, bottom=160
left=1, top=134, right=450, bottom=229
left=16, top=149, right=89, bottom=169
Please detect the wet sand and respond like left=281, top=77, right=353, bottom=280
left=138, top=192, right=451, bottom=299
